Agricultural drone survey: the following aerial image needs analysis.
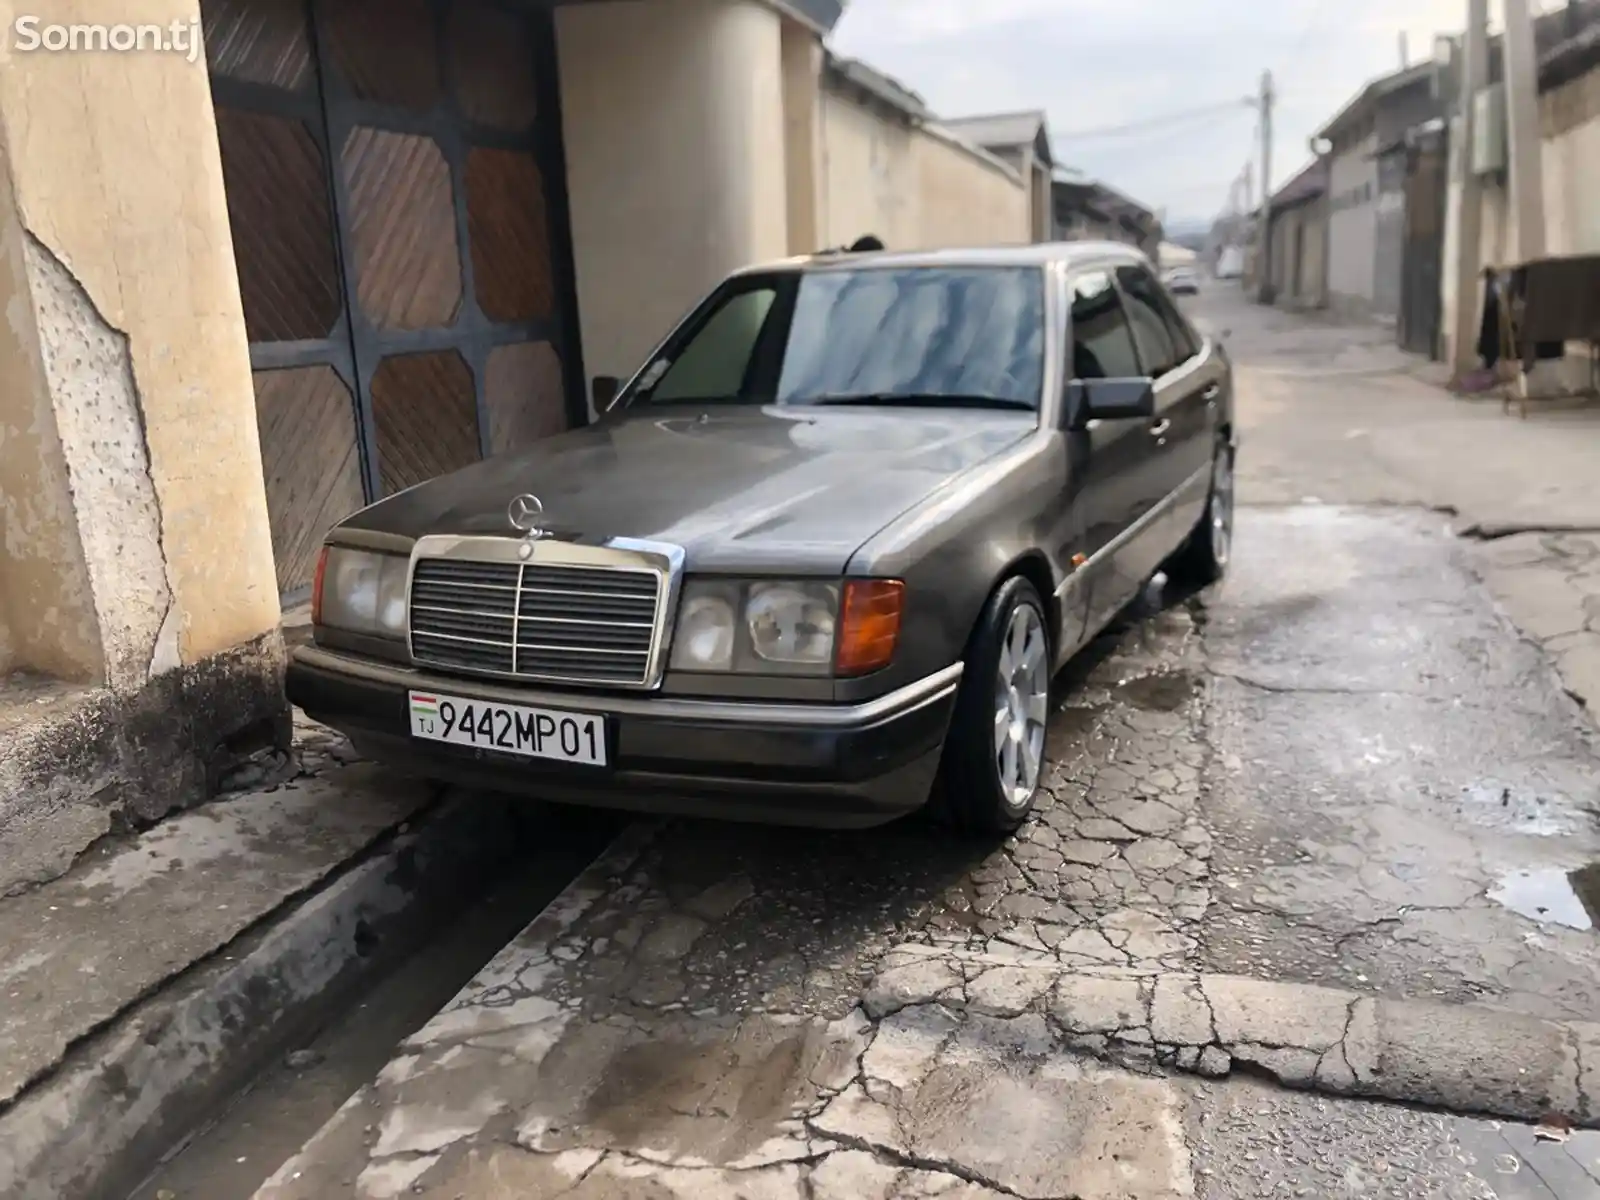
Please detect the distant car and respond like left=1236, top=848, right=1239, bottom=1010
left=289, top=242, right=1236, bottom=836
left=1163, top=266, right=1200, bottom=295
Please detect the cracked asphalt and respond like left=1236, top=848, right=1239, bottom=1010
left=137, top=290, right=1600, bottom=1199
left=233, top=500, right=1600, bottom=1199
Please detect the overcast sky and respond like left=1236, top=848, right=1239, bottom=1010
left=829, top=0, right=1486, bottom=227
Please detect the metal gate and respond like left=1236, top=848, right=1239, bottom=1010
left=1398, top=128, right=1448, bottom=359
left=202, top=0, right=585, bottom=599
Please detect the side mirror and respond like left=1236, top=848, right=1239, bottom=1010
left=1065, top=378, right=1155, bottom=429
left=590, top=374, right=621, bottom=413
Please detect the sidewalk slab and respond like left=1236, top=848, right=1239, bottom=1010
left=0, top=786, right=548, bottom=1200
left=0, top=762, right=435, bottom=1109
left=865, top=948, right=1600, bottom=1128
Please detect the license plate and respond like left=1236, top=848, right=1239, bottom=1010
left=408, top=691, right=607, bottom=767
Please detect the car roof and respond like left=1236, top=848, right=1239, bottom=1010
left=732, top=240, right=1154, bottom=277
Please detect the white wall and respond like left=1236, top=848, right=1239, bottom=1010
left=1326, top=132, right=1379, bottom=309
left=913, top=124, right=1031, bottom=248
left=818, top=87, right=918, bottom=248
left=817, top=89, right=1030, bottom=251
left=555, top=0, right=790, bottom=393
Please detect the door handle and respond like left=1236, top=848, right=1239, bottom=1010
left=1202, top=384, right=1221, bottom=405
left=1149, top=418, right=1172, bottom=437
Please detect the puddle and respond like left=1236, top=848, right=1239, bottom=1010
left=1488, top=863, right=1600, bottom=931
left=1456, top=782, right=1579, bottom=838
left=1113, top=672, right=1199, bottom=713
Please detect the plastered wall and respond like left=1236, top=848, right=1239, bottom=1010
left=0, top=0, right=280, bottom=687
left=818, top=86, right=1030, bottom=252
left=556, top=0, right=791, bottom=390
left=1441, top=65, right=1600, bottom=368
left=911, top=124, right=1031, bottom=249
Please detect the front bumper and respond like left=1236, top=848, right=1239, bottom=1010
left=286, top=646, right=961, bottom=829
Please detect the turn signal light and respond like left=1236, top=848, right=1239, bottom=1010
left=311, top=546, right=329, bottom=625
left=836, top=580, right=904, bottom=676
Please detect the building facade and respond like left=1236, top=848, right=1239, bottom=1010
left=1317, top=62, right=1441, bottom=319
left=1051, top=171, right=1163, bottom=262
left=1264, top=159, right=1330, bottom=309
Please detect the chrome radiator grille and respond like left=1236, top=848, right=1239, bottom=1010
left=408, top=557, right=663, bottom=686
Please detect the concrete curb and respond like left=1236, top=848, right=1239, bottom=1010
left=0, top=791, right=539, bottom=1200
left=864, top=950, right=1600, bottom=1128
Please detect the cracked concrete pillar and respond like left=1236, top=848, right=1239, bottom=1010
left=0, top=0, right=288, bottom=893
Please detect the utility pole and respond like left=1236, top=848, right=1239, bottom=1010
left=1503, top=0, right=1546, bottom=261
left=1400, top=31, right=1409, bottom=68
left=1255, top=69, right=1275, bottom=303
left=1448, top=1, right=1489, bottom=377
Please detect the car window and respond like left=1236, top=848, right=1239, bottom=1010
left=776, top=267, right=1045, bottom=407
left=1114, top=265, right=1183, bottom=377
left=1069, top=270, right=1142, bottom=380
left=1130, top=266, right=1200, bottom=363
left=649, top=288, right=777, bottom=402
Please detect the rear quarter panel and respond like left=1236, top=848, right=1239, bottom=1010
left=839, top=433, right=1068, bottom=700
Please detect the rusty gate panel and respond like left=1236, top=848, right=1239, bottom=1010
left=203, top=0, right=585, bottom=600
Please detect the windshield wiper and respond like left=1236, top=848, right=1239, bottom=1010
left=805, top=393, right=1036, bottom=411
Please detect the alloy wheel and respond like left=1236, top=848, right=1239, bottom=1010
left=991, top=603, right=1049, bottom=811
left=1210, top=448, right=1234, bottom=567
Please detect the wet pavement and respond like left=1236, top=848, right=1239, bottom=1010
left=217, top=502, right=1600, bottom=1199
left=1202, top=506, right=1600, bottom=1021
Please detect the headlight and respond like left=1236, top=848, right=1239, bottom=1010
left=671, top=583, right=739, bottom=671
left=669, top=578, right=897, bottom=676
left=745, top=582, right=837, bottom=666
left=313, top=547, right=408, bottom=638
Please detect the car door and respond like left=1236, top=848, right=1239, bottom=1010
left=1112, top=264, right=1214, bottom=566
left=1062, top=267, right=1164, bottom=640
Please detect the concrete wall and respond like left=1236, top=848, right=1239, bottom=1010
left=780, top=18, right=824, bottom=255
left=1440, top=64, right=1600, bottom=368
left=1268, top=199, right=1328, bottom=309
left=0, top=0, right=281, bottom=684
left=556, top=0, right=791, bottom=389
left=911, top=124, right=1030, bottom=248
left=817, top=89, right=1030, bottom=251
left=818, top=86, right=918, bottom=248
left=0, top=0, right=288, bottom=893
left=1326, top=131, right=1379, bottom=311
left=1539, top=63, right=1600, bottom=256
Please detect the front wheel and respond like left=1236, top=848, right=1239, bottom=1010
left=1167, top=440, right=1234, bottom=588
left=931, top=576, right=1051, bottom=836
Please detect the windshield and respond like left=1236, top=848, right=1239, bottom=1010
left=636, top=266, right=1046, bottom=412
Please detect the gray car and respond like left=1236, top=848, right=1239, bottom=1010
left=288, top=242, right=1235, bottom=834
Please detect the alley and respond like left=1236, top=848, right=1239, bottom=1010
left=129, top=290, right=1600, bottom=1200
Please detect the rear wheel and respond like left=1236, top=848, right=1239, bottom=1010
left=932, top=576, right=1050, bottom=835
left=1167, top=439, right=1233, bottom=587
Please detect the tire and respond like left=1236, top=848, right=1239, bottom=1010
left=1167, top=438, right=1234, bottom=588
left=931, top=575, right=1051, bottom=836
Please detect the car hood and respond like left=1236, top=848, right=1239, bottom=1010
left=341, top=406, right=1034, bottom=572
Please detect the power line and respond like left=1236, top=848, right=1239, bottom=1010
left=1052, top=97, right=1252, bottom=142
